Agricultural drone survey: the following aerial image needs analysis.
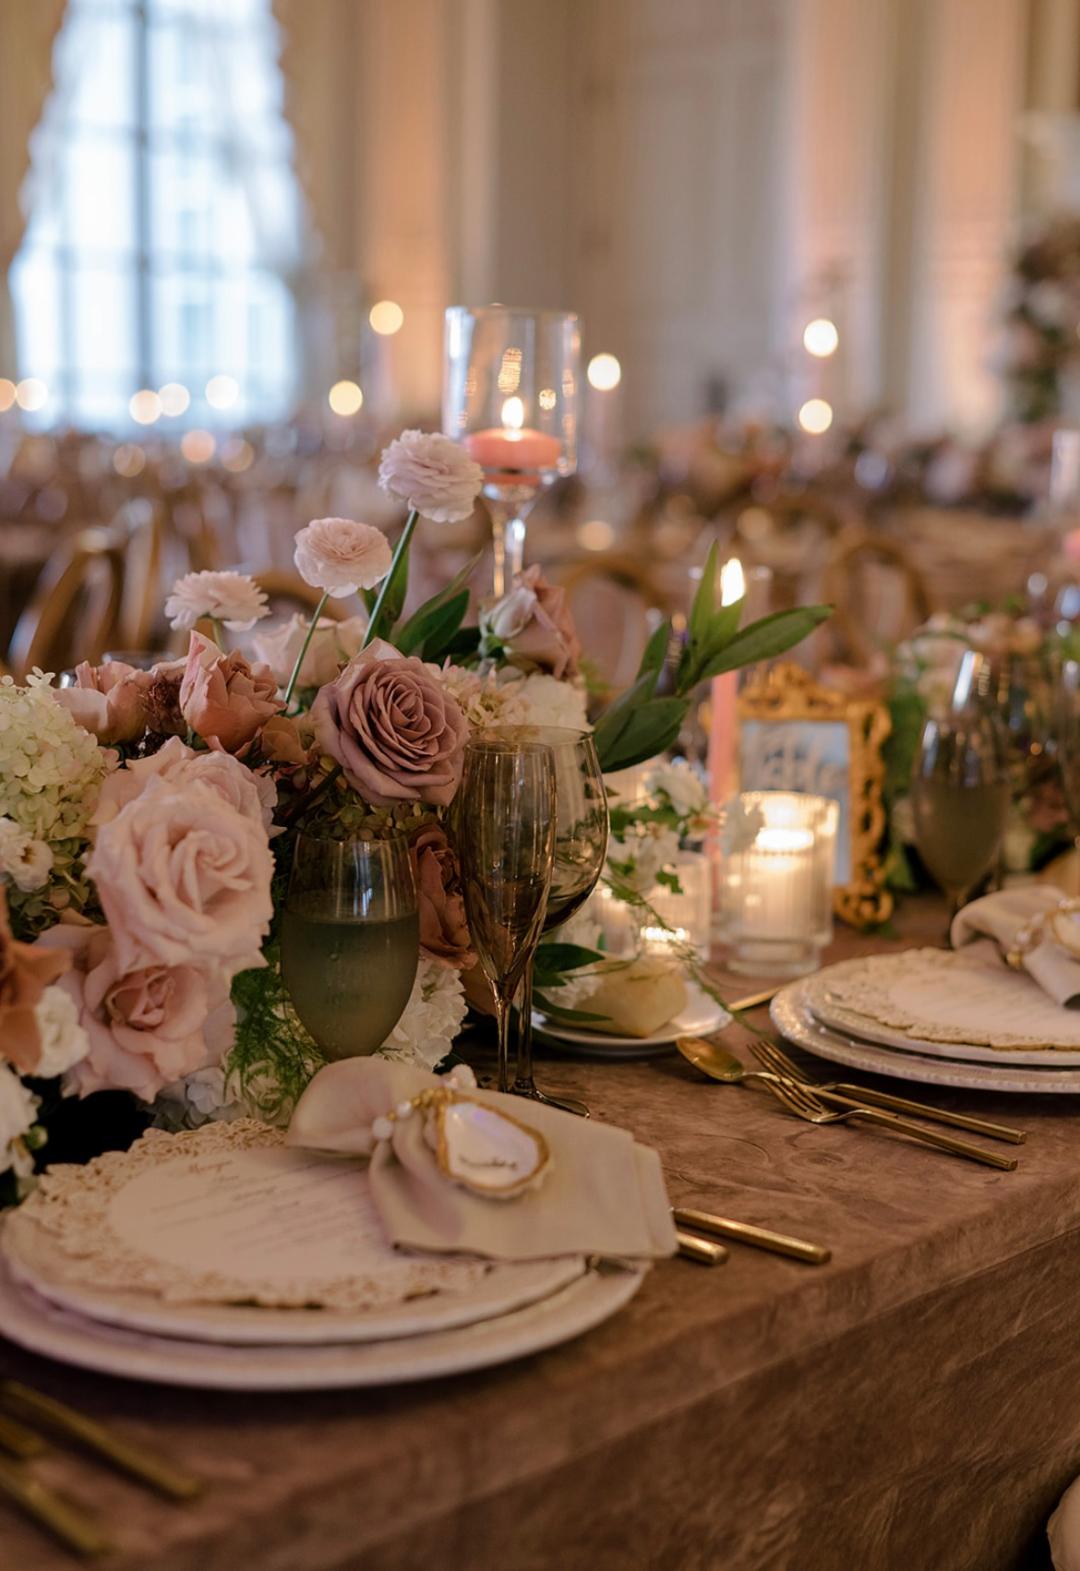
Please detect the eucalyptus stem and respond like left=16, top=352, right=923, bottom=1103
left=282, top=591, right=329, bottom=708
left=363, top=508, right=419, bottom=648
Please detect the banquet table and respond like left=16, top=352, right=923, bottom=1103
left=3, top=894, right=1078, bottom=1571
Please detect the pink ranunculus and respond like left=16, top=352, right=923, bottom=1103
left=310, top=639, right=468, bottom=806
left=164, top=570, right=269, bottom=632
left=84, top=778, right=274, bottom=977
left=53, top=660, right=153, bottom=744
left=179, top=632, right=283, bottom=756
left=93, top=736, right=278, bottom=835
left=378, top=430, right=483, bottom=523
left=39, top=925, right=233, bottom=1102
left=410, top=823, right=476, bottom=970
left=481, top=565, right=581, bottom=679
left=293, top=519, right=393, bottom=599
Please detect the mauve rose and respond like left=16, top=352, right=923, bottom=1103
left=179, top=632, right=283, bottom=756
left=311, top=639, right=468, bottom=807
left=85, top=778, right=274, bottom=978
left=93, top=737, right=277, bottom=835
left=481, top=565, right=581, bottom=679
left=40, top=925, right=233, bottom=1102
left=53, top=661, right=152, bottom=744
left=410, top=823, right=475, bottom=970
left=0, top=888, right=70, bottom=1073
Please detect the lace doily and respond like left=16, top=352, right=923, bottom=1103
left=6, top=1120, right=494, bottom=1312
left=808, top=948, right=1080, bottom=1051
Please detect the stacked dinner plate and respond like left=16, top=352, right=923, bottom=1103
left=771, top=942, right=1080, bottom=1094
left=0, top=1121, right=644, bottom=1390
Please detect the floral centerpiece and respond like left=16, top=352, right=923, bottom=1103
left=0, top=431, right=828, bottom=1197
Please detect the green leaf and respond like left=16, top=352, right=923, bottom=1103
left=535, top=943, right=605, bottom=975
left=534, top=996, right=613, bottom=1024
left=592, top=669, right=663, bottom=766
left=682, top=593, right=744, bottom=688
left=636, top=619, right=672, bottom=680
left=417, top=590, right=470, bottom=660
left=689, top=541, right=718, bottom=644
left=691, top=605, right=832, bottom=685
left=395, top=553, right=481, bottom=654
left=438, top=624, right=482, bottom=663
left=596, top=696, right=688, bottom=773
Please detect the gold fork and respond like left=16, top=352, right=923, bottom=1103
left=749, top=1036, right=1026, bottom=1146
left=748, top=1063, right=1018, bottom=1170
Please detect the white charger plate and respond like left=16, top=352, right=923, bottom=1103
left=533, top=985, right=729, bottom=1058
left=772, top=984, right=1080, bottom=1094
left=0, top=1243, right=646, bottom=1391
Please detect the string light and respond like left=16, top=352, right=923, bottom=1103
left=587, top=353, right=622, bottom=391
left=15, top=378, right=48, bottom=412
left=797, top=397, right=834, bottom=435
left=0, top=379, right=15, bottom=412
left=205, top=374, right=239, bottom=410
left=538, top=387, right=557, bottom=411
left=129, top=389, right=162, bottom=425
left=158, top=382, right=190, bottom=417
left=369, top=300, right=404, bottom=336
left=802, top=318, right=839, bottom=358
left=181, top=428, right=216, bottom=463
left=328, top=380, right=363, bottom=416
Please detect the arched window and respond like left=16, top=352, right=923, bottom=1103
left=11, top=0, right=303, bottom=433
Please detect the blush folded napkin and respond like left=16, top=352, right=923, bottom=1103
left=951, top=887, right=1080, bottom=1008
left=287, top=1058, right=677, bottom=1263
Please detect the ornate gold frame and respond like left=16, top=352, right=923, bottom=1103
left=736, top=663, right=893, bottom=928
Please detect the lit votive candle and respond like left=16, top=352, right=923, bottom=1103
left=464, top=396, right=562, bottom=479
left=717, top=791, right=838, bottom=977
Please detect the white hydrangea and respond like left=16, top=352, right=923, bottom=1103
left=35, top=985, right=90, bottom=1079
left=436, top=663, right=525, bottom=730
left=154, top=1066, right=248, bottom=1131
left=0, top=1064, right=39, bottom=1177
left=377, top=955, right=467, bottom=1071
left=501, top=672, right=590, bottom=732
left=0, top=673, right=110, bottom=845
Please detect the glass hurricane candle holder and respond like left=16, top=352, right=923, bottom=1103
left=717, top=791, right=838, bottom=977
left=443, top=305, right=581, bottom=595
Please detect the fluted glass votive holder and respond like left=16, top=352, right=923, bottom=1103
left=717, top=791, right=838, bottom=977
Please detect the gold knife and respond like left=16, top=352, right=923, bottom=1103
left=1, top=1383, right=204, bottom=1502
left=675, top=1230, right=729, bottom=1265
left=675, top=1207, right=831, bottom=1265
left=0, top=1455, right=111, bottom=1558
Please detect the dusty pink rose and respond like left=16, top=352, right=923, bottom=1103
left=85, top=779, right=274, bottom=977
left=480, top=565, right=581, bottom=679
left=179, top=632, right=283, bottom=756
left=293, top=519, right=392, bottom=598
left=53, top=661, right=153, bottom=744
left=93, top=736, right=277, bottom=835
left=378, top=430, right=483, bottom=523
left=39, top=925, right=232, bottom=1102
left=311, top=639, right=468, bottom=806
left=410, top=823, right=475, bottom=970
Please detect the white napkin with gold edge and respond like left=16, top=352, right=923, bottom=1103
left=287, top=1059, right=677, bottom=1263
left=951, top=887, right=1080, bottom=1008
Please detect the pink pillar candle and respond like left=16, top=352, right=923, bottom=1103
left=707, top=671, right=738, bottom=805
left=464, top=427, right=562, bottom=476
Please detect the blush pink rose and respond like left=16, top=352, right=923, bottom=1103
left=481, top=565, right=581, bottom=679
left=39, top=925, right=233, bottom=1102
left=85, top=779, right=274, bottom=977
left=179, top=632, right=283, bottom=756
left=410, top=823, right=475, bottom=970
left=53, top=661, right=153, bottom=744
left=93, top=736, right=278, bottom=835
left=310, top=639, right=468, bottom=807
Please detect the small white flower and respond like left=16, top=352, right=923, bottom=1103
left=164, top=571, right=270, bottom=632
left=378, top=430, right=483, bottom=524
left=480, top=584, right=537, bottom=644
left=644, top=759, right=707, bottom=819
left=0, top=1064, right=38, bottom=1177
left=7, top=838, right=53, bottom=892
left=35, top=985, right=89, bottom=1078
left=293, top=518, right=393, bottom=599
left=0, top=817, right=32, bottom=878
left=719, top=799, right=765, bottom=858
left=503, top=672, right=589, bottom=732
left=376, top=955, right=467, bottom=1071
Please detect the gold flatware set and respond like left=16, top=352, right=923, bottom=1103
left=0, top=1379, right=203, bottom=1558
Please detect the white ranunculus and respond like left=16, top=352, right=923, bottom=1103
left=35, top=985, right=90, bottom=1079
left=164, top=571, right=270, bottom=632
left=252, top=613, right=367, bottom=689
left=506, top=673, right=590, bottom=733
left=293, top=518, right=393, bottom=598
left=0, top=1064, right=38, bottom=1176
left=378, top=430, right=484, bottom=524
left=376, top=955, right=467, bottom=1071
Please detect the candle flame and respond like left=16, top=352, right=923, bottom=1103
left=720, top=557, right=745, bottom=606
left=501, top=395, right=525, bottom=430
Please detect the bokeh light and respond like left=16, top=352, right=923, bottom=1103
left=802, top=318, right=839, bottom=357
left=369, top=300, right=404, bottom=336
left=328, top=380, right=364, bottom=416
left=158, top=381, right=191, bottom=417
left=113, top=444, right=146, bottom=477
left=797, top=397, right=834, bottom=434
left=0, top=379, right=16, bottom=412
left=221, top=437, right=255, bottom=473
left=587, top=353, right=622, bottom=391
left=181, top=428, right=216, bottom=463
left=577, top=518, right=616, bottom=552
left=205, top=374, right=239, bottom=410
left=15, top=378, right=48, bottom=412
left=129, top=389, right=162, bottom=425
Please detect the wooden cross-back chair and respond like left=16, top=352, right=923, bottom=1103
left=254, top=570, right=352, bottom=621
left=821, top=527, right=932, bottom=667
left=7, top=528, right=125, bottom=679
left=553, top=553, right=673, bottom=697
left=113, top=497, right=166, bottom=652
